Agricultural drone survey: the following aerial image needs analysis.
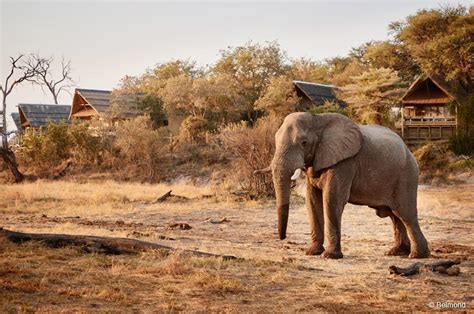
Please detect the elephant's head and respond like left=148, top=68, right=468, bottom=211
left=270, top=112, right=362, bottom=240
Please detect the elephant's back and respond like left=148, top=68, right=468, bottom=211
left=356, top=125, right=409, bottom=182
left=349, top=125, right=417, bottom=209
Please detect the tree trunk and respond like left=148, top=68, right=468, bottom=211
left=0, top=228, right=237, bottom=260
left=0, top=147, right=24, bottom=183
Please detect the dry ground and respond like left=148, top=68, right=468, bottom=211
left=0, top=179, right=473, bottom=312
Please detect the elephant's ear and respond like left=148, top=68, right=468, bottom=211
left=312, top=113, right=362, bottom=172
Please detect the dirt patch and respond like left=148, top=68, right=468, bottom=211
left=0, top=180, right=472, bottom=311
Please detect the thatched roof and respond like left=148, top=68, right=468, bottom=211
left=293, top=80, right=344, bottom=107
left=70, top=88, right=141, bottom=120
left=69, top=89, right=111, bottom=119
left=11, top=112, right=22, bottom=131
left=18, top=104, right=71, bottom=129
left=402, top=75, right=461, bottom=105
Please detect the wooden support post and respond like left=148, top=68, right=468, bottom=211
left=401, top=106, right=405, bottom=139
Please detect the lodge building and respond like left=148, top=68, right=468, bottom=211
left=400, top=75, right=458, bottom=143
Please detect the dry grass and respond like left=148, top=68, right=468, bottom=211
left=0, top=180, right=213, bottom=217
left=0, top=179, right=473, bottom=311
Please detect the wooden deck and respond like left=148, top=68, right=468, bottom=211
left=401, top=117, right=456, bottom=144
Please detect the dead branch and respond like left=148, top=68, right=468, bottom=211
left=167, top=222, right=193, bottom=230
left=52, top=159, right=73, bottom=180
left=0, top=228, right=235, bottom=260
left=154, top=190, right=172, bottom=202
left=389, top=259, right=461, bottom=276
left=150, top=190, right=190, bottom=204
left=206, top=217, right=229, bottom=224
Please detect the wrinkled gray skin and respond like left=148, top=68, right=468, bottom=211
left=270, top=112, right=429, bottom=259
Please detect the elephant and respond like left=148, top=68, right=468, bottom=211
left=259, top=112, right=429, bottom=259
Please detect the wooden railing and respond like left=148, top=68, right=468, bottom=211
left=403, top=117, right=456, bottom=125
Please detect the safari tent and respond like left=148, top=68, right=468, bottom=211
left=293, top=80, right=344, bottom=110
left=17, top=104, right=71, bottom=130
left=400, top=75, right=458, bottom=142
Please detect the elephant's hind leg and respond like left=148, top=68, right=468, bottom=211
left=392, top=208, right=430, bottom=258
left=387, top=213, right=411, bottom=256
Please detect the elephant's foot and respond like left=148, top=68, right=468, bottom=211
left=409, top=247, right=430, bottom=259
left=321, top=249, right=343, bottom=259
left=305, top=243, right=324, bottom=256
left=386, top=243, right=410, bottom=256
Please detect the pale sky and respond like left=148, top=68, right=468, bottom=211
left=1, top=0, right=471, bottom=130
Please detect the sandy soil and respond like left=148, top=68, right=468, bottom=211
left=1, top=180, right=473, bottom=311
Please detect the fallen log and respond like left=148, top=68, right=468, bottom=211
left=0, top=228, right=236, bottom=260
left=389, top=259, right=461, bottom=276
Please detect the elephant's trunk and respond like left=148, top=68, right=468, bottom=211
left=273, top=164, right=293, bottom=240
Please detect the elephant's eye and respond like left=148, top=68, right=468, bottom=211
left=301, top=140, right=307, bottom=147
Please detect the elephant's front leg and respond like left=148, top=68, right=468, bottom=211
left=320, top=174, right=351, bottom=259
left=305, top=176, right=324, bottom=255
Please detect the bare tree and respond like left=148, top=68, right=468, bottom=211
left=27, top=54, right=74, bottom=104
left=0, top=54, right=44, bottom=182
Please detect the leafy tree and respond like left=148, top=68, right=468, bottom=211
left=289, top=58, right=331, bottom=84
left=159, top=74, right=193, bottom=115
left=390, top=5, right=473, bottom=135
left=362, top=41, right=420, bottom=82
left=212, top=41, right=288, bottom=122
left=390, top=5, right=473, bottom=90
left=137, top=95, right=167, bottom=128
left=141, top=59, right=200, bottom=95
left=340, top=68, right=404, bottom=126
left=330, top=60, right=367, bottom=87
left=254, top=75, right=300, bottom=117
left=306, top=100, right=348, bottom=116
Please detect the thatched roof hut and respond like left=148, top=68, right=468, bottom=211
left=69, top=89, right=112, bottom=120
left=69, top=88, right=143, bottom=121
left=18, top=104, right=71, bottom=130
left=293, top=80, right=344, bottom=109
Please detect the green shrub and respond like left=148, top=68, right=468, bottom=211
left=19, top=123, right=72, bottom=171
left=449, top=133, right=474, bottom=156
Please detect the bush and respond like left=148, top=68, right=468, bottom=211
left=19, top=123, right=73, bottom=173
left=69, top=122, right=103, bottom=163
left=413, top=142, right=450, bottom=172
left=179, top=116, right=213, bottom=144
left=115, top=115, right=169, bottom=181
left=220, top=115, right=281, bottom=198
left=449, top=133, right=474, bottom=156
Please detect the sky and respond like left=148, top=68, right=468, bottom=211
left=1, top=0, right=471, bottom=131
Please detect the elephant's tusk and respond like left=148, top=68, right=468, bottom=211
left=291, top=168, right=302, bottom=180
